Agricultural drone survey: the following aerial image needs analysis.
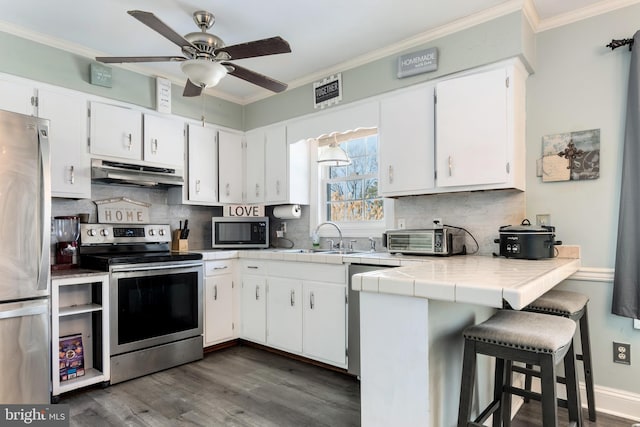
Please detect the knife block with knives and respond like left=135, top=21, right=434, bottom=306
left=172, top=220, right=189, bottom=252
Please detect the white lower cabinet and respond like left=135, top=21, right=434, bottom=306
left=302, top=281, right=347, bottom=366
left=266, top=278, right=303, bottom=353
left=240, top=261, right=268, bottom=344
left=241, top=260, right=347, bottom=368
left=51, top=273, right=110, bottom=398
left=203, top=259, right=235, bottom=347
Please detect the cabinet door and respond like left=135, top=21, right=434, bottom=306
left=379, top=86, right=435, bottom=197
left=264, top=125, right=288, bottom=204
left=39, top=89, right=91, bottom=199
left=303, top=281, right=347, bottom=366
left=435, top=68, right=508, bottom=188
left=187, top=124, right=218, bottom=203
left=90, top=102, right=142, bottom=160
left=143, top=114, right=185, bottom=167
left=266, top=278, right=303, bottom=353
left=0, top=79, right=35, bottom=115
left=241, top=275, right=266, bottom=344
left=204, top=274, right=234, bottom=346
left=218, top=130, right=244, bottom=203
left=245, top=129, right=265, bottom=203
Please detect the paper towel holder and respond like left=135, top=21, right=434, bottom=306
left=273, top=204, right=302, bottom=219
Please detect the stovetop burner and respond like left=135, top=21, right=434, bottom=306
left=78, top=223, right=202, bottom=271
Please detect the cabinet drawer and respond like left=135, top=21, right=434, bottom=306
left=205, top=260, right=234, bottom=277
left=241, top=260, right=267, bottom=275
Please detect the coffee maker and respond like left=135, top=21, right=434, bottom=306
left=53, top=216, right=80, bottom=269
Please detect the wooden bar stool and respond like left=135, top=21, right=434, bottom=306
left=517, top=290, right=596, bottom=421
left=457, top=310, right=582, bottom=427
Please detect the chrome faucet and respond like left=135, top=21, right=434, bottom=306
left=314, top=221, right=343, bottom=250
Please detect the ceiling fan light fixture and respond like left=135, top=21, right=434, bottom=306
left=180, top=59, right=228, bottom=87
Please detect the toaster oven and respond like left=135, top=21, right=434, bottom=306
left=384, top=228, right=466, bottom=256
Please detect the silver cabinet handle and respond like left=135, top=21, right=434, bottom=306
left=310, top=291, right=315, bottom=310
left=247, top=265, right=259, bottom=269
left=69, top=165, right=75, bottom=184
left=127, top=133, right=133, bottom=150
left=448, top=156, right=453, bottom=177
left=213, top=265, right=228, bottom=270
left=152, top=138, right=158, bottom=154
left=195, top=179, right=201, bottom=194
left=255, top=285, right=260, bottom=300
left=225, top=183, right=230, bottom=196
left=388, top=165, right=394, bottom=184
left=290, top=289, right=295, bottom=307
left=255, top=183, right=260, bottom=197
left=214, top=284, right=218, bottom=301
left=276, top=180, right=281, bottom=195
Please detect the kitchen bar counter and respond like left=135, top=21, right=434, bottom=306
left=354, top=251, right=581, bottom=427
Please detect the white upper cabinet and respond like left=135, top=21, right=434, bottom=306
left=435, top=61, right=526, bottom=191
left=186, top=124, right=218, bottom=204
left=90, top=102, right=142, bottom=161
left=245, top=129, right=266, bottom=204
left=0, top=79, right=35, bottom=115
left=264, top=125, right=291, bottom=204
left=39, top=89, right=91, bottom=199
left=379, top=85, right=436, bottom=197
left=143, top=114, right=185, bottom=168
left=218, top=129, right=244, bottom=204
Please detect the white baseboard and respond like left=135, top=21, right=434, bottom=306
left=531, top=379, right=640, bottom=421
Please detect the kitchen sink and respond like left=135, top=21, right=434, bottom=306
left=276, top=248, right=368, bottom=255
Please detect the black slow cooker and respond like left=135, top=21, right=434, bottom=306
left=494, top=219, right=561, bottom=259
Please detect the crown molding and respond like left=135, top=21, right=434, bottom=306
left=536, top=0, right=640, bottom=32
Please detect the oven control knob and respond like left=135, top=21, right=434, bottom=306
left=158, top=229, right=165, bottom=236
left=87, top=229, right=97, bottom=237
left=149, top=229, right=156, bottom=236
left=100, top=229, right=109, bottom=237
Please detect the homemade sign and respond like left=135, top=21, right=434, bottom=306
left=224, top=205, right=265, bottom=217
left=90, top=63, right=112, bottom=88
left=397, top=47, right=438, bottom=78
left=314, top=73, right=342, bottom=109
left=94, top=197, right=151, bottom=224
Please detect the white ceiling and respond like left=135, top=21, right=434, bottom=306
left=0, top=0, right=625, bottom=104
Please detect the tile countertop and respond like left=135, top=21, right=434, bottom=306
left=351, top=255, right=581, bottom=310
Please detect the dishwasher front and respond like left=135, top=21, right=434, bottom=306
left=348, top=263, right=395, bottom=377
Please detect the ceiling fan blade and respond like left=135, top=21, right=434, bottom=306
left=183, top=79, right=203, bottom=97
left=218, top=36, right=291, bottom=60
left=128, top=10, right=197, bottom=51
left=222, top=62, right=288, bottom=93
left=96, top=56, right=186, bottom=64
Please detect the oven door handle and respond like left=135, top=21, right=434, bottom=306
left=111, top=262, right=203, bottom=273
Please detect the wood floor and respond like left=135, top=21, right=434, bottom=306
left=61, top=344, right=636, bottom=426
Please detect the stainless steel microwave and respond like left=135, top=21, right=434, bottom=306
left=211, top=217, right=269, bottom=249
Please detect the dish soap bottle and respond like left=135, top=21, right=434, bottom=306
left=312, top=232, right=320, bottom=248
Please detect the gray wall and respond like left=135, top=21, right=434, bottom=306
left=525, top=4, right=640, bottom=394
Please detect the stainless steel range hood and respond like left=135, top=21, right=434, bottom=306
left=91, top=159, right=184, bottom=187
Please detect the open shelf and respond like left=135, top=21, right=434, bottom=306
left=59, top=304, right=102, bottom=317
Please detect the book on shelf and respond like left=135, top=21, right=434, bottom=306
left=59, top=333, right=85, bottom=382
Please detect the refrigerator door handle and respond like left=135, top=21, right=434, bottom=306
left=0, top=300, right=48, bottom=320
left=37, top=125, right=51, bottom=291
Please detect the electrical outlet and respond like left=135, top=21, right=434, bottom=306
left=433, top=218, right=443, bottom=228
left=536, top=214, right=551, bottom=226
left=613, top=342, right=631, bottom=365
left=397, top=218, right=406, bottom=229
left=281, top=222, right=287, bottom=233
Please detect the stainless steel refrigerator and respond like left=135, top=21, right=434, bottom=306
left=0, top=109, right=51, bottom=403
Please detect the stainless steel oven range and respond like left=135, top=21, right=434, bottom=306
left=79, top=223, right=203, bottom=385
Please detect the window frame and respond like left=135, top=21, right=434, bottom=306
left=309, top=134, right=394, bottom=239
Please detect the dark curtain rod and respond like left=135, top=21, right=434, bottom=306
left=607, top=38, right=634, bottom=51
